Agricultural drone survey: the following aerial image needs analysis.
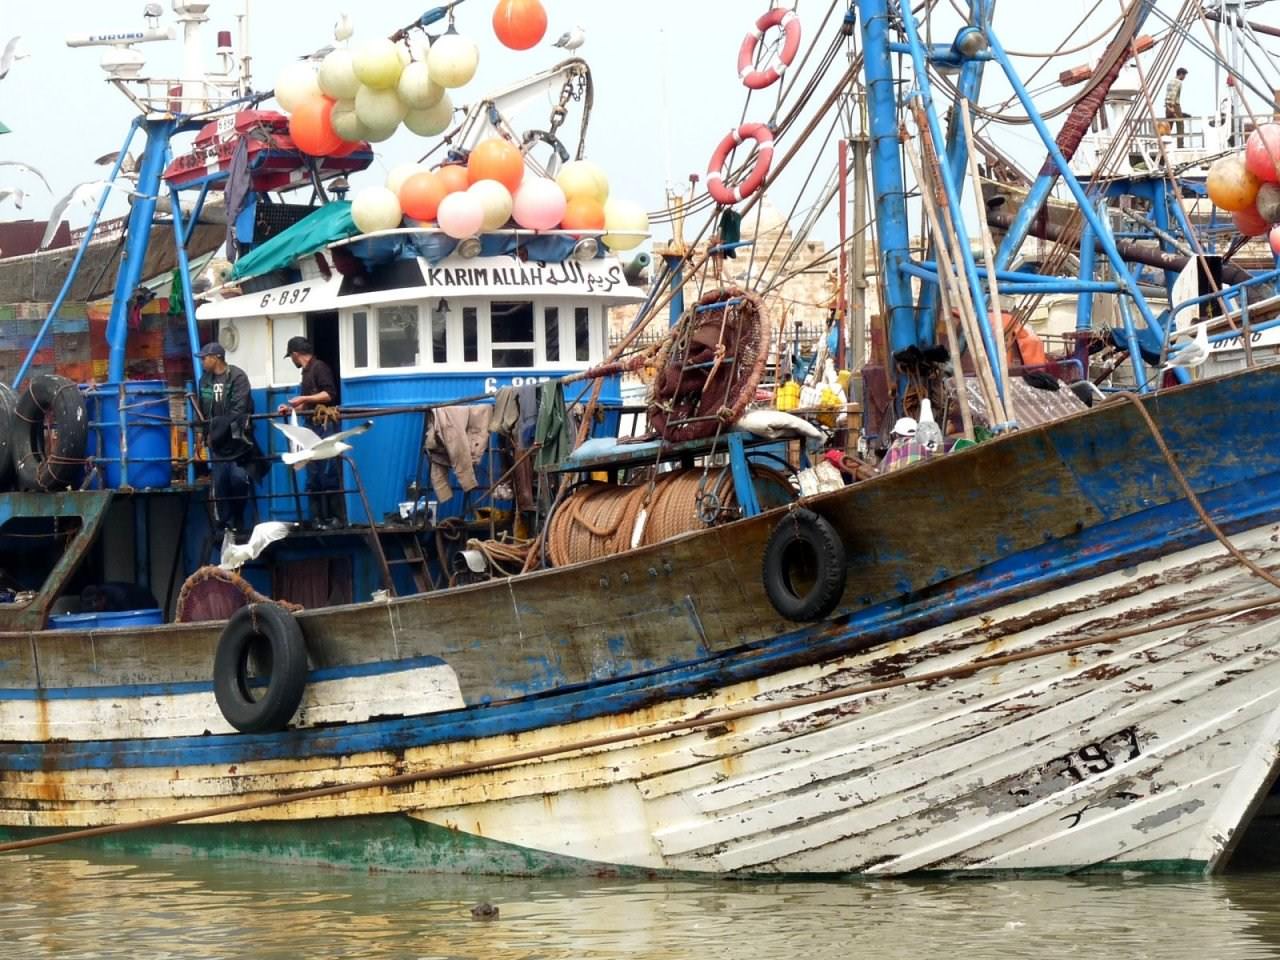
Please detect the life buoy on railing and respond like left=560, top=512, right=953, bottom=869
left=738, top=8, right=802, bottom=90
left=12, top=374, right=87, bottom=492
left=761, top=508, right=847, bottom=621
left=706, top=123, right=775, bottom=206
left=213, top=603, right=309, bottom=733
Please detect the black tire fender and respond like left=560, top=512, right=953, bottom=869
left=0, top=383, right=17, bottom=492
left=13, top=374, right=87, bottom=492
left=762, top=508, right=847, bottom=622
left=213, top=603, right=309, bottom=733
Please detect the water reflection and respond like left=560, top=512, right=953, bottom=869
left=4, top=850, right=1280, bottom=959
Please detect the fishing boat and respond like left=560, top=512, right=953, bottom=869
left=3, top=0, right=1280, bottom=880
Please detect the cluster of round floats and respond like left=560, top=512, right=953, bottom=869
left=1207, top=124, right=1280, bottom=252
left=275, top=2, right=648, bottom=251
left=704, top=8, right=801, bottom=207
left=353, top=145, right=647, bottom=252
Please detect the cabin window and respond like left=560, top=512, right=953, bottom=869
left=377, top=304, right=418, bottom=368
left=430, top=304, right=448, bottom=364
left=544, top=306, right=560, bottom=362
left=462, top=307, right=479, bottom=362
left=490, top=300, right=535, bottom=368
left=575, top=307, right=591, bottom=362
left=352, top=311, right=368, bottom=369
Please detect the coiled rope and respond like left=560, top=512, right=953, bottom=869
left=546, top=466, right=781, bottom=567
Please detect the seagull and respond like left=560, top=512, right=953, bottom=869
left=0, top=160, right=50, bottom=192
left=0, top=37, right=29, bottom=81
left=40, top=178, right=142, bottom=250
left=334, top=13, right=354, bottom=43
left=552, top=26, right=585, bottom=51
left=94, top=150, right=140, bottom=177
left=271, top=418, right=373, bottom=468
left=218, top=521, right=291, bottom=572
left=0, top=188, right=24, bottom=210
left=1162, top=321, right=1210, bottom=374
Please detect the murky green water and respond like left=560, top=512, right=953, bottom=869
left=6, top=851, right=1280, bottom=959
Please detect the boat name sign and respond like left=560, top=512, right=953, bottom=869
left=422, top=256, right=628, bottom=297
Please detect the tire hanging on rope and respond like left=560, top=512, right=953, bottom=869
left=213, top=603, right=309, bottom=734
left=12, top=374, right=87, bottom=492
left=762, top=508, right=847, bottom=621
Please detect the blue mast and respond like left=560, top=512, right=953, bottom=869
left=857, top=0, right=915, bottom=358
left=106, top=119, right=180, bottom=383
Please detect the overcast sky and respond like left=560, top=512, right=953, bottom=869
left=0, top=0, right=1262, bottom=248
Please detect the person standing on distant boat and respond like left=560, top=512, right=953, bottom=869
left=196, top=342, right=255, bottom=533
left=277, top=336, right=345, bottom=529
left=1166, top=67, right=1189, bottom=147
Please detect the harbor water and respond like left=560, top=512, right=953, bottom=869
left=6, top=849, right=1280, bottom=958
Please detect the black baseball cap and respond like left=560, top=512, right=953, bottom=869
left=284, top=336, right=313, bottom=357
left=198, top=342, right=225, bottom=358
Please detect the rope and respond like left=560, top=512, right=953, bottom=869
left=1116, top=392, right=1280, bottom=591
left=546, top=466, right=767, bottom=567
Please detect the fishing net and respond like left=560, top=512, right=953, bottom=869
left=175, top=566, right=303, bottom=623
left=647, top=287, right=771, bottom=444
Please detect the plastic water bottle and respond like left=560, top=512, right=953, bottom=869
left=916, top=398, right=944, bottom=452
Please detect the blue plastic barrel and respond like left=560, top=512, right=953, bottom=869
left=48, top=608, right=164, bottom=631
left=91, top=381, right=173, bottom=489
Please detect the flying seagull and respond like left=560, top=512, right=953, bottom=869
left=0, top=188, right=24, bottom=210
left=334, top=13, right=354, bottom=42
left=40, top=178, right=142, bottom=249
left=218, top=521, right=291, bottom=572
left=1162, top=321, right=1210, bottom=374
left=94, top=150, right=140, bottom=177
left=0, top=160, right=50, bottom=192
left=552, top=26, right=585, bottom=51
left=0, top=37, right=29, bottom=80
left=272, top=418, right=373, bottom=467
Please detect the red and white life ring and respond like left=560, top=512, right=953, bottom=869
left=706, top=123, right=775, bottom=206
left=738, top=8, right=802, bottom=91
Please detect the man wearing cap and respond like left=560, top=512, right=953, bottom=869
left=196, top=342, right=254, bottom=532
left=277, top=336, right=344, bottom=528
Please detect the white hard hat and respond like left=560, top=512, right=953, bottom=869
left=892, top=417, right=918, bottom=438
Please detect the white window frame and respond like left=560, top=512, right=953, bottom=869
left=339, top=297, right=605, bottom=374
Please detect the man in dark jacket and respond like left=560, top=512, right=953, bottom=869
left=277, top=336, right=345, bottom=528
left=196, top=341, right=254, bottom=532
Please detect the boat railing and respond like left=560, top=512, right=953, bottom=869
left=1165, top=268, right=1280, bottom=358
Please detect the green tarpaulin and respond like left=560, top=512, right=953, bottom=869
left=229, top=201, right=357, bottom=281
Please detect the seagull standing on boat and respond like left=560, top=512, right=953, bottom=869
left=552, top=26, right=585, bottom=51
left=40, top=178, right=142, bottom=249
left=1162, top=321, right=1210, bottom=375
left=334, top=13, right=354, bottom=43
left=0, top=37, right=29, bottom=80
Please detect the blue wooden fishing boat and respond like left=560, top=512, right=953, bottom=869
left=3, top=0, right=1280, bottom=879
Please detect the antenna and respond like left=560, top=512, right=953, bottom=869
left=66, top=1, right=246, bottom=117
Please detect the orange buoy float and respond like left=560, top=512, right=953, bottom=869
left=738, top=8, right=801, bottom=90
left=436, top=163, right=472, bottom=196
left=492, top=0, right=548, bottom=51
left=706, top=123, right=774, bottom=206
left=468, top=137, right=525, bottom=193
